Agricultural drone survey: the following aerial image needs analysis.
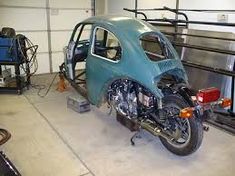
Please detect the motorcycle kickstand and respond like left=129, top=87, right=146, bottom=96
left=130, top=129, right=142, bottom=146
left=107, top=104, right=113, bottom=115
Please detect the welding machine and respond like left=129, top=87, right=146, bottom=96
left=0, top=27, right=38, bottom=94
left=0, top=28, right=26, bottom=63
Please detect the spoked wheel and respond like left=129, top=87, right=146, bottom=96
left=159, top=95, right=203, bottom=156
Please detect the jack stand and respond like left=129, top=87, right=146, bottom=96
left=130, top=129, right=142, bottom=146
left=56, top=73, right=67, bottom=92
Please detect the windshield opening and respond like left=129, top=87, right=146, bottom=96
left=140, top=33, right=173, bottom=61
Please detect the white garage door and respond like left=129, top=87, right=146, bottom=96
left=0, top=0, right=94, bottom=74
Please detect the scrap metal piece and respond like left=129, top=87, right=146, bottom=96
left=0, top=151, right=21, bottom=176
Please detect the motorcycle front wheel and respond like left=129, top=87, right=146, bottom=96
left=159, top=95, right=203, bottom=156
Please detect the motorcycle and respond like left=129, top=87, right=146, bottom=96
left=60, top=15, right=231, bottom=156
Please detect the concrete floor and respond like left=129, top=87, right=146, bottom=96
left=0, top=74, right=235, bottom=176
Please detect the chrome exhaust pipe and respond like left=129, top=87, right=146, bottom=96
left=139, top=120, right=174, bottom=141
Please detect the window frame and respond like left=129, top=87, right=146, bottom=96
left=70, top=22, right=92, bottom=43
left=91, top=26, right=122, bottom=63
left=69, top=23, right=93, bottom=57
left=140, top=32, right=172, bottom=61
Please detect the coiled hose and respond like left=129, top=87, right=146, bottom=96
left=0, top=129, right=11, bottom=146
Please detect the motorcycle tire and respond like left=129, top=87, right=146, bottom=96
left=159, top=94, right=203, bottom=156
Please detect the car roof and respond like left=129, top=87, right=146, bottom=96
left=82, top=15, right=159, bottom=36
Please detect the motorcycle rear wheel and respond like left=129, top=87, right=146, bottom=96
left=159, top=95, right=203, bottom=156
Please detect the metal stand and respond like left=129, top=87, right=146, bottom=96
left=0, top=61, right=30, bottom=94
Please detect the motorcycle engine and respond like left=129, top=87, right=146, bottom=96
left=108, top=80, right=156, bottom=118
left=108, top=80, right=138, bottom=117
left=137, top=87, right=155, bottom=108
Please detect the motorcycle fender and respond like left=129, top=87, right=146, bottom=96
left=176, top=86, right=204, bottom=120
left=176, top=86, right=196, bottom=107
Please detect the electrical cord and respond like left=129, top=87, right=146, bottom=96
left=16, top=34, right=57, bottom=98
left=30, top=72, right=58, bottom=98
left=0, top=129, right=11, bottom=146
left=4, top=33, right=58, bottom=98
left=17, top=35, right=38, bottom=76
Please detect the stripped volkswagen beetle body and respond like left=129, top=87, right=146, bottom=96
left=61, top=16, right=230, bottom=156
left=86, top=16, right=187, bottom=105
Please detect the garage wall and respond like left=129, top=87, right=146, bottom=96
left=0, top=0, right=94, bottom=74
left=106, top=0, right=175, bottom=17
left=137, top=0, right=176, bottom=19
left=106, top=0, right=235, bottom=33
left=95, top=0, right=106, bottom=15
left=179, top=0, right=235, bottom=32
left=107, top=0, right=135, bottom=16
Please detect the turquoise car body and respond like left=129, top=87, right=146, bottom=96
left=77, top=16, right=188, bottom=105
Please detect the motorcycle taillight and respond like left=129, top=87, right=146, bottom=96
left=196, top=87, right=220, bottom=103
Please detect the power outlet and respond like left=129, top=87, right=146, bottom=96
left=217, top=13, right=228, bottom=22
